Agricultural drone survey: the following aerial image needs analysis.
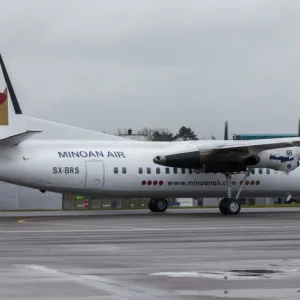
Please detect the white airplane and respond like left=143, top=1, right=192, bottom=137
left=0, top=54, right=300, bottom=216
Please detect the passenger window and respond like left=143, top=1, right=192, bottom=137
left=147, top=167, right=151, bottom=174
left=266, top=168, right=270, bottom=174
left=181, top=168, right=186, bottom=174
left=156, top=167, right=160, bottom=174
left=259, top=168, right=262, bottom=174
left=114, top=167, right=118, bottom=174
left=138, top=167, right=143, bottom=174
left=165, top=168, right=170, bottom=174
left=174, top=168, right=178, bottom=174
left=251, top=169, right=255, bottom=174
left=189, top=169, right=193, bottom=174
left=122, top=167, right=126, bottom=174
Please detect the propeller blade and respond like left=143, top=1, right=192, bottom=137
left=224, top=121, right=228, bottom=140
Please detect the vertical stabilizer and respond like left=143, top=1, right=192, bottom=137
left=0, top=54, right=41, bottom=140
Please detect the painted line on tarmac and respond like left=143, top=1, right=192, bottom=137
left=17, top=217, right=70, bottom=224
left=5, top=224, right=300, bottom=233
left=18, top=220, right=138, bottom=229
left=16, top=218, right=137, bottom=228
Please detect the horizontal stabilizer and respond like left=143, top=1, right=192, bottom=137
left=0, top=130, right=42, bottom=146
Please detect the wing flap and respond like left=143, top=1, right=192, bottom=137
left=0, top=130, right=42, bottom=146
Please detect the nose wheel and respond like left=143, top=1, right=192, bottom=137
left=219, top=170, right=250, bottom=215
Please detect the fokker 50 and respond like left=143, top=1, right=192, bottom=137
left=0, top=54, right=300, bottom=215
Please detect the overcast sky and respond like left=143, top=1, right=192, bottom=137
left=0, top=0, right=300, bottom=139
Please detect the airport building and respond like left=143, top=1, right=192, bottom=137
left=0, top=132, right=296, bottom=210
left=233, top=133, right=298, bottom=140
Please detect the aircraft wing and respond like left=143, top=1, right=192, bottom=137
left=214, top=137, right=300, bottom=152
left=153, top=137, right=300, bottom=173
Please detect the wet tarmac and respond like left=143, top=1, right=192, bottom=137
left=0, top=208, right=300, bottom=299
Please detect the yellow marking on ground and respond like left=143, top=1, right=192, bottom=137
left=16, top=217, right=112, bottom=228
left=17, top=217, right=57, bottom=224
left=17, top=218, right=36, bottom=223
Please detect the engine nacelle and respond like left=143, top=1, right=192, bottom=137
left=153, top=148, right=247, bottom=173
left=245, top=148, right=300, bottom=172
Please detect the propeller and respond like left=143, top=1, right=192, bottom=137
left=285, top=118, right=300, bottom=175
left=224, top=121, right=228, bottom=140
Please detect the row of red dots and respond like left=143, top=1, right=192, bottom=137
left=141, top=180, right=164, bottom=186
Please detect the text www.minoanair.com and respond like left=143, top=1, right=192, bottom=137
left=167, top=180, right=237, bottom=186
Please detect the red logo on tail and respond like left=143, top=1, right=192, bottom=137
left=0, top=93, right=6, bottom=105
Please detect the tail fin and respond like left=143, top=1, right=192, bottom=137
left=0, top=54, right=41, bottom=144
left=0, top=87, right=9, bottom=125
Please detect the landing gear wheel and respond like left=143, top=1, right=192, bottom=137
left=219, top=198, right=228, bottom=215
left=219, top=170, right=250, bottom=216
left=148, top=198, right=168, bottom=212
left=225, top=198, right=241, bottom=215
left=148, top=199, right=157, bottom=212
left=219, top=198, right=241, bottom=215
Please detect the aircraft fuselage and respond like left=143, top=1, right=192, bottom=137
left=0, top=139, right=299, bottom=200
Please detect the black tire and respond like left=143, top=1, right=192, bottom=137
left=148, top=198, right=168, bottom=212
left=225, top=198, right=241, bottom=215
left=155, top=198, right=168, bottom=212
left=148, top=199, right=157, bottom=212
left=219, top=198, right=228, bottom=215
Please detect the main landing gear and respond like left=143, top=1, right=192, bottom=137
left=219, top=169, right=250, bottom=215
left=148, top=198, right=168, bottom=213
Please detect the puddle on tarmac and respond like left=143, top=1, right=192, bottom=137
left=150, top=267, right=300, bottom=280
left=228, top=269, right=283, bottom=277
left=176, top=288, right=300, bottom=299
left=151, top=260, right=300, bottom=280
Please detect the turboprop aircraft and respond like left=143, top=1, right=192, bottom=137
left=1, top=54, right=300, bottom=216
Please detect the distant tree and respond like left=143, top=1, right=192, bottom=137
left=117, top=128, right=126, bottom=135
left=149, top=128, right=174, bottom=141
left=116, top=126, right=200, bottom=141
left=174, top=126, right=198, bottom=141
left=101, top=130, right=112, bottom=134
left=138, top=127, right=151, bottom=136
left=211, top=135, right=216, bottom=140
